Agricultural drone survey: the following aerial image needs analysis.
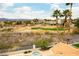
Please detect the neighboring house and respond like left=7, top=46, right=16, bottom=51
left=58, top=19, right=63, bottom=25
left=31, top=19, right=64, bottom=25
left=44, top=19, right=64, bottom=25
left=44, top=19, right=57, bottom=25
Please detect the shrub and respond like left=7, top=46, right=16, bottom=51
left=0, top=43, right=13, bottom=49
left=73, top=28, right=79, bottom=34
left=24, top=50, right=31, bottom=54
left=1, top=28, right=12, bottom=32
left=34, top=39, right=49, bottom=50
left=75, top=18, right=79, bottom=28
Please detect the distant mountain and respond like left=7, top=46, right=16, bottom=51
left=0, top=18, right=32, bottom=21
left=0, top=18, right=7, bottom=21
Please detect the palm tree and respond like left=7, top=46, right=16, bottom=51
left=63, top=9, right=70, bottom=33
left=66, top=3, right=73, bottom=34
left=63, top=9, right=70, bottom=23
left=52, top=9, right=61, bottom=26
left=66, top=3, right=73, bottom=20
left=52, top=9, right=62, bottom=39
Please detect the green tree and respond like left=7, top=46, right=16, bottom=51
left=24, top=20, right=32, bottom=25
left=52, top=9, right=63, bottom=33
left=52, top=9, right=61, bottom=22
left=16, top=21, right=22, bottom=25
left=33, top=18, right=39, bottom=24
left=11, top=21, right=17, bottom=26
left=63, top=9, right=70, bottom=24
left=4, top=21, right=13, bottom=26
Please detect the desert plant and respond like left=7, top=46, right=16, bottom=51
left=73, top=18, right=79, bottom=34
left=34, top=39, right=49, bottom=50
left=73, top=28, right=79, bottom=34
left=0, top=43, right=13, bottom=49
left=75, top=18, right=79, bottom=28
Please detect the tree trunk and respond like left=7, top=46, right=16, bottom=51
left=69, top=3, right=72, bottom=34
left=64, top=16, right=67, bottom=34
left=56, top=17, right=59, bottom=34
left=56, top=17, right=61, bottom=42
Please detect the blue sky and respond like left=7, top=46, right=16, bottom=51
left=0, top=3, right=79, bottom=19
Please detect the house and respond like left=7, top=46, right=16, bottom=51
left=49, top=42, right=79, bottom=56
left=31, top=19, right=64, bottom=25
left=44, top=19, right=57, bottom=25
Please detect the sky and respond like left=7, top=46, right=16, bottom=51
left=0, top=3, right=79, bottom=19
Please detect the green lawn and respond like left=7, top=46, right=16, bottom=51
left=31, top=27, right=65, bottom=31
left=73, top=43, right=79, bottom=48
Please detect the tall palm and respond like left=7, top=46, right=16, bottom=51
left=63, top=9, right=70, bottom=23
left=52, top=9, right=61, bottom=25
left=66, top=3, right=73, bottom=20
left=52, top=9, right=62, bottom=37
left=63, top=9, right=70, bottom=34
left=66, top=3, right=73, bottom=34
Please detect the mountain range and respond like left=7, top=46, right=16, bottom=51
left=0, top=18, right=32, bottom=21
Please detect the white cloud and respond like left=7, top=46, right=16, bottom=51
left=13, top=6, right=47, bottom=19
left=0, top=11, right=5, bottom=18
left=0, top=5, right=50, bottom=19
left=0, top=3, right=14, bottom=10
left=15, top=6, right=32, bottom=13
left=0, top=4, right=48, bottom=19
left=3, top=3, right=14, bottom=7
left=14, top=6, right=45, bottom=14
left=72, top=6, right=79, bottom=19
left=50, top=3, right=60, bottom=10
left=31, top=10, right=45, bottom=14
left=3, top=12, right=49, bottom=19
left=50, top=3, right=65, bottom=14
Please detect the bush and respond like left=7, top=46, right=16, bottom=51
left=1, top=28, right=12, bottom=32
left=73, top=28, right=79, bottom=34
left=24, top=50, right=31, bottom=54
left=0, top=43, right=13, bottom=49
left=34, top=39, right=49, bottom=50
left=75, top=18, right=79, bottom=28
